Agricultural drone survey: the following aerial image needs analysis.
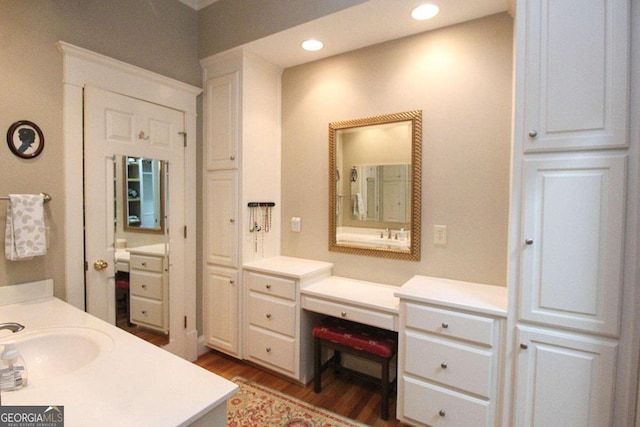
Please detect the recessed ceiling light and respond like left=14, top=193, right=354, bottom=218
left=411, top=4, right=440, bottom=21
left=301, top=39, right=324, bottom=51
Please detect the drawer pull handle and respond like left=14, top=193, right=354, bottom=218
left=440, top=362, right=447, bottom=369
left=142, top=284, right=147, bottom=289
left=341, top=311, right=347, bottom=317
left=520, top=343, right=529, bottom=350
left=266, top=347, right=271, bottom=353
left=230, top=280, right=235, bottom=285
left=439, top=410, right=446, bottom=417
left=528, top=130, right=538, bottom=138
left=266, top=314, right=272, bottom=319
left=441, top=322, right=449, bottom=329
left=141, top=262, right=147, bottom=267
left=525, top=238, right=534, bottom=245
left=266, top=284, right=272, bottom=289
left=141, top=310, right=147, bottom=315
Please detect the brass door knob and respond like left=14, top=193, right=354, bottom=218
left=93, top=259, right=108, bottom=271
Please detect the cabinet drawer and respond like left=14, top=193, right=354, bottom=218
left=130, top=297, right=164, bottom=327
left=405, top=303, right=495, bottom=346
left=130, top=271, right=163, bottom=300
left=130, top=255, right=164, bottom=272
left=246, top=326, right=296, bottom=374
left=302, top=295, right=395, bottom=330
left=248, top=293, right=296, bottom=336
left=402, top=376, right=490, bottom=427
left=405, top=331, right=493, bottom=398
left=247, top=272, right=296, bottom=300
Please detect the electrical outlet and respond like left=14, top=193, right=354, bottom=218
left=434, top=225, right=447, bottom=245
left=291, top=217, right=301, bottom=232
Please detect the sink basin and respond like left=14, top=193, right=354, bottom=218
left=0, top=327, right=114, bottom=382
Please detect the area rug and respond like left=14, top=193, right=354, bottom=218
left=228, top=376, right=368, bottom=427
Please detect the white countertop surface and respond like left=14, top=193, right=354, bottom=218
left=0, top=281, right=236, bottom=427
left=243, top=256, right=333, bottom=279
left=127, top=243, right=167, bottom=256
left=395, top=275, right=508, bottom=317
left=301, top=276, right=400, bottom=315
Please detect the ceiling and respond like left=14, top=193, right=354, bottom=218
left=242, top=0, right=512, bottom=68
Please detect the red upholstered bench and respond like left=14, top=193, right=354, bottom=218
left=312, top=317, right=398, bottom=420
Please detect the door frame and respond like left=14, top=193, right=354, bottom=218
left=57, top=41, right=201, bottom=361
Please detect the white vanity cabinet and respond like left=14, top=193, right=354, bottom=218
left=129, top=244, right=168, bottom=334
left=243, top=257, right=332, bottom=383
left=395, top=276, right=507, bottom=427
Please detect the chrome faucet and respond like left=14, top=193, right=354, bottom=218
left=0, top=322, right=25, bottom=333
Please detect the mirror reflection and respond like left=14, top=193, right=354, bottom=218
left=123, top=156, right=165, bottom=232
left=329, top=110, right=421, bottom=261
left=114, top=155, right=169, bottom=346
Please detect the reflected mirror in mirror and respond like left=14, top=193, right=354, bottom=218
left=123, top=156, right=165, bottom=232
left=114, top=155, right=170, bottom=346
left=329, top=110, right=421, bottom=261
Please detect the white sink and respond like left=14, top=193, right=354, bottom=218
left=1, top=327, right=114, bottom=382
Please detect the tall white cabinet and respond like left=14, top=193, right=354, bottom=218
left=508, top=0, right=632, bottom=425
left=201, top=49, right=282, bottom=359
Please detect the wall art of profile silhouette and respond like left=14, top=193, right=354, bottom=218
left=6, top=120, right=44, bottom=159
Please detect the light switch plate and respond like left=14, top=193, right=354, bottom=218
left=291, top=217, right=301, bottom=232
left=434, top=225, right=447, bottom=245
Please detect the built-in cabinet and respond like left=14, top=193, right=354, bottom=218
left=129, top=245, right=168, bottom=334
left=243, top=257, right=332, bottom=383
left=395, top=276, right=507, bottom=427
left=509, top=0, right=631, bottom=425
left=201, top=49, right=281, bottom=359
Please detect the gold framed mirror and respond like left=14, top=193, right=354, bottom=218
left=329, top=110, right=422, bottom=261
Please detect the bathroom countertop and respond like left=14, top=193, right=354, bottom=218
left=0, top=280, right=237, bottom=426
left=395, top=275, right=508, bottom=317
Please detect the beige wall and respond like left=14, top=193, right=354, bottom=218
left=281, top=13, right=513, bottom=287
left=0, top=0, right=199, bottom=297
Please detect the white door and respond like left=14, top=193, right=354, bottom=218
left=514, top=325, right=617, bottom=427
left=205, top=170, right=239, bottom=267
left=203, top=265, right=240, bottom=357
left=520, top=155, right=626, bottom=336
left=84, top=86, right=184, bottom=329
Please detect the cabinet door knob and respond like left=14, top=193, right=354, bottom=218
left=341, top=311, right=348, bottom=317
left=266, top=313, right=272, bottom=319
left=266, top=284, right=272, bottom=289
left=141, top=310, right=147, bottom=315
left=229, top=218, right=235, bottom=223
left=439, top=409, right=446, bottom=417
left=229, top=280, right=235, bottom=285
left=441, top=362, right=448, bottom=369
left=230, top=155, right=235, bottom=160
left=520, top=343, right=529, bottom=350
left=441, top=322, right=449, bottom=329
left=142, top=284, right=147, bottom=289
left=266, top=347, right=271, bottom=353
left=525, top=239, right=534, bottom=245
left=528, top=130, right=538, bottom=138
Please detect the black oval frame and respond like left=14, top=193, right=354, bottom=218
left=7, top=120, right=45, bottom=159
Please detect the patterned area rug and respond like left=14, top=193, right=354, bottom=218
left=227, top=377, right=368, bottom=427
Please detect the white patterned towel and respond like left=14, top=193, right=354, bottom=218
left=5, top=194, right=46, bottom=261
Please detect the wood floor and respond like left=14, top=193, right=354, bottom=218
left=195, top=349, right=409, bottom=427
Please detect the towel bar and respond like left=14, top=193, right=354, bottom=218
left=0, top=193, right=52, bottom=203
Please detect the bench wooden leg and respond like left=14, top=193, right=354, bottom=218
left=314, top=336, right=322, bottom=393
left=381, top=356, right=390, bottom=420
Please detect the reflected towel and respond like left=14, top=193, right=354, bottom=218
left=5, top=194, right=46, bottom=261
left=352, top=193, right=365, bottom=219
